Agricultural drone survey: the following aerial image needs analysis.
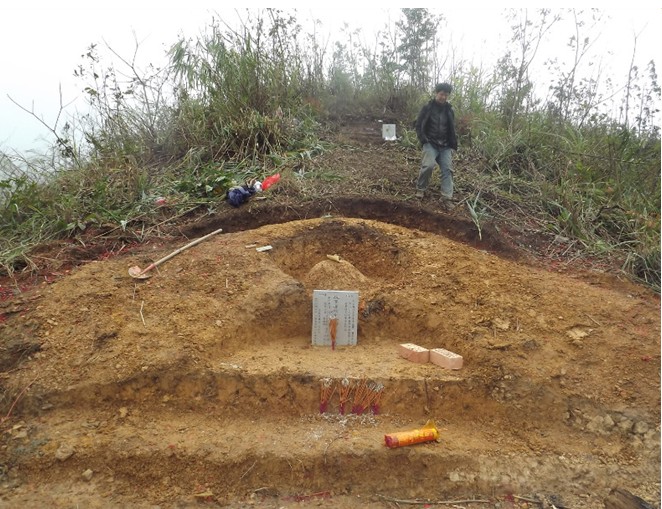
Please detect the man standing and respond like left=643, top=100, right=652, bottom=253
left=414, top=83, right=458, bottom=207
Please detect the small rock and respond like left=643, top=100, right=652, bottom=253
left=12, top=430, right=28, bottom=440
left=522, top=339, right=540, bottom=350
left=633, top=421, right=649, bottom=435
left=55, top=445, right=74, bottom=461
left=604, top=487, right=655, bottom=509
left=643, top=430, right=657, bottom=442
left=618, top=419, right=634, bottom=432
left=119, top=407, right=128, bottom=419
left=82, top=469, right=93, bottom=481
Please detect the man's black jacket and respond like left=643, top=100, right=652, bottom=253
left=415, top=100, right=458, bottom=150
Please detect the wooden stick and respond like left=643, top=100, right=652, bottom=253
left=376, top=494, right=491, bottom=505
left=148, top=227, right=224, bottom=271
left=1, top=375, right=38, bottom=425
left=239, top=461, right=256, bottom=480
left=513, top=495, right=542, bottom=504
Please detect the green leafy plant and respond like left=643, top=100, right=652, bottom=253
left=466, top=192, right=488, bottom=240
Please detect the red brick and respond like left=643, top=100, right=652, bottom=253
left=398, top=343, right=430, bottom=363
left=430, top=348, right=463, bottom=370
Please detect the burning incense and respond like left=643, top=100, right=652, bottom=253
left=338, top=378, right=352, bottom=415
left=369, top=382, right=384, bottom=415
left=328, top=316, right=338, bottom=350
left=319, top=377, right=335, bottom=414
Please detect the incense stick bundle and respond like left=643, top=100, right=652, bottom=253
left=328, top=317, right=338, bottom=350
left=319, top=377, right=335, bottom=414
left=338, top=378, right=352, bottom=415
left=369, top=382, right=385, bottom=414
left=352, top=378, right=373, bottom=415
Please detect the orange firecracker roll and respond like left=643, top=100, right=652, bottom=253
left=384, top=419, right=439, bottom=448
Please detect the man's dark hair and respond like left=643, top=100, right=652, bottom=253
left=434, top=83, right=453, bottom=94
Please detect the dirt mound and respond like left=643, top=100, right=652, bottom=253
left=1, top=216, right=659, bottom=508
left=304, top=259, right=370, bottom=291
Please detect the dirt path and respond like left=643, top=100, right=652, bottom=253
left=0, top=122, right=660, bottom=508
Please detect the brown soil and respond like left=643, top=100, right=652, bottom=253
left=0, top=120, right=660, bottom=509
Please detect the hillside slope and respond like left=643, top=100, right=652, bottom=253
left=0, top=120, right=659, bottom=509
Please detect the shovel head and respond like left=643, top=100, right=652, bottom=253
left=128, top=266, right=151, bottom=279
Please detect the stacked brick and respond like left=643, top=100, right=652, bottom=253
left=398, top=343, right=463, bottom=370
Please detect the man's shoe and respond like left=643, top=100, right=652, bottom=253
left=415, top=190, right=425, bottom=199
left=440, top=197, right=454, bottom=211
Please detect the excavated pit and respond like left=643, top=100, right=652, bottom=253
left=1, top=216, right=659, bottom=508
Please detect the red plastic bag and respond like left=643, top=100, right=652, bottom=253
left=262, top=173, right=281, bottom=191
